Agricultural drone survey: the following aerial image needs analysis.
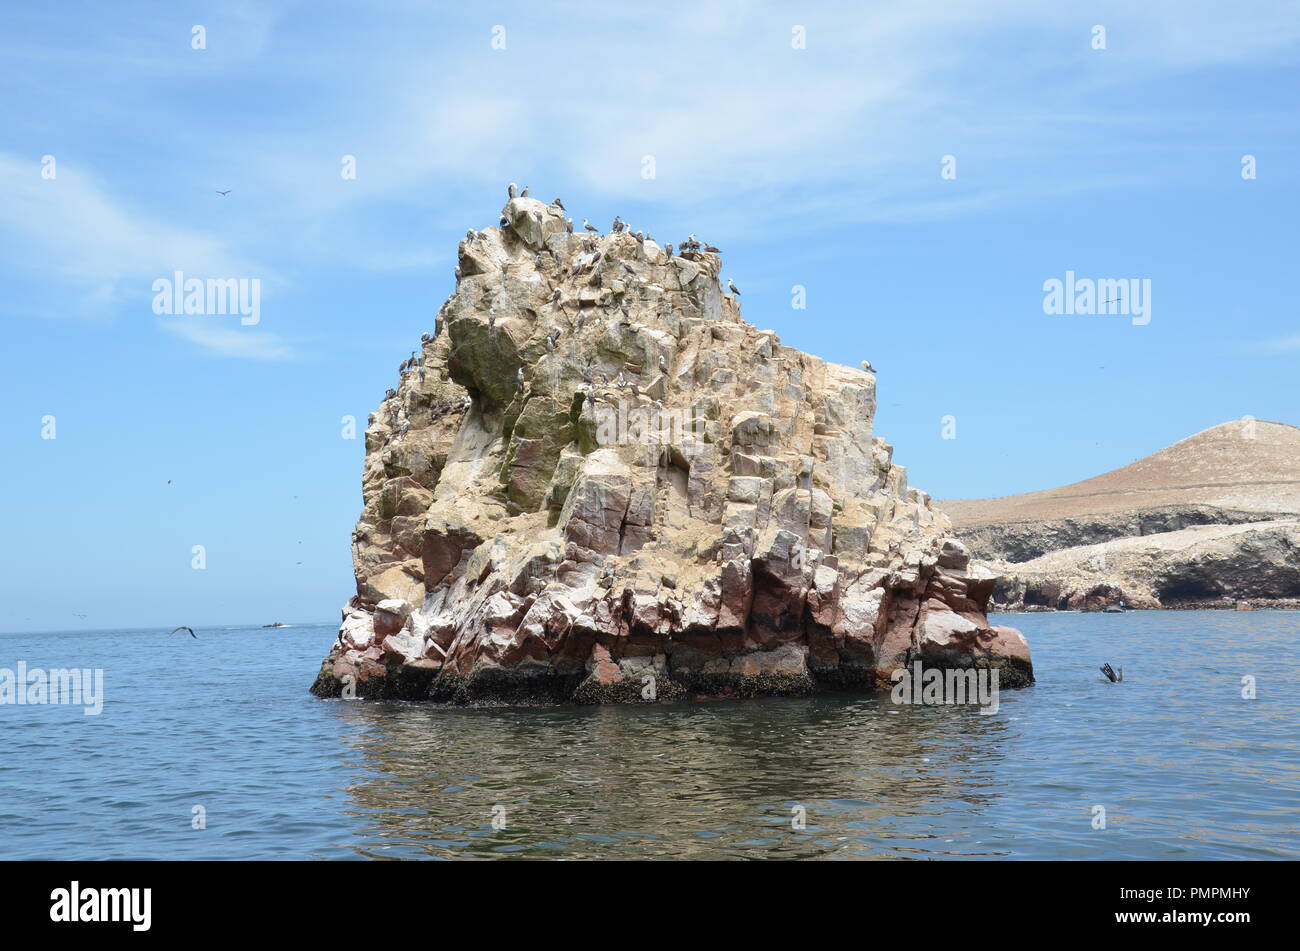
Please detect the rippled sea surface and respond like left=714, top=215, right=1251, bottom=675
left=1, top=611, right=1297, bottom=860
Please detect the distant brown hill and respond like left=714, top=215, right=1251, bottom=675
left=942, top=420, right=1300, bottom=531
left=937, top=420, right=1300, bottom=609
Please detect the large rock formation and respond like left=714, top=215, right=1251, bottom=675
left=311, top=197, right=1032, bottom=704
left=939, top=420, right=1300, bottom=610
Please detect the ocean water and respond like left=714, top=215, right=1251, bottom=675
left=0, top=611, right=1296, bottom=860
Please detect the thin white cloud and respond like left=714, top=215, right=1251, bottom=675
left=1258, top=334, right=1300, bottom=355
left=0, top=153, right=264, bottom=307
left=158, top=318, right=296, bottom=361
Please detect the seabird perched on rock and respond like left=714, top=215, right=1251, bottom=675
left=508, top=182, right=518, bottom=199
left=704, top=244, right=720, bottom=253
left=499, top=215, right=510, bottom=228
left=533, top=211, right=543, bottom=224
left=549, top=288, right=562, bottom=303
left=454, top=265, right=462, bottom=281
left=617, top=371, right=627, bottom=389
left=664, top=243, right=673, bottom=258
left=687, top=233, right=697, bottom=244
left=552, top=197, right=565, bottom=211
left=466, top=229, right=476, bottom=240
left=545, top=335, right=555, bottom=352
left=422, top=332, right=432, bottom=343
left=520, top=185, right=530, bottom=197
left=386, top=387, right=396, bottom=399
left=727, top=279, right=741, bottom=296
left=658, top=354, right=668, bottom=373
left=583, top=218, right=598, bottom=233
left=612, top=215, right=624, bottom=232
left=488, top=307, right=497, bottom=330
left=516, top=367, right=525, bottom=389
left=565, top=218, right=574, bottom=233
left=460, top=394, right=472, bottom=410
left=860, top=360, right=876, bottom=373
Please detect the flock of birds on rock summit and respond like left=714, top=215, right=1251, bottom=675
left=381, top=182, right=880, bottom=414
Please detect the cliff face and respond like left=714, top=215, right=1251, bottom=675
left=939, top=421, right=1300, bottom=610
left=311, top=197, right=1032, bottom=704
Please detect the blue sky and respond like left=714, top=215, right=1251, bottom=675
left=3, top=1, right=1298, bottom=632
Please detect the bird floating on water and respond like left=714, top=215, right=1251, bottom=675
left=1100, top=663, right=1123, bottom=683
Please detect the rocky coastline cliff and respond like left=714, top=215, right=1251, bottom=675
left=310, top=197, right=1032, bottom=704
left=940, top=420, right=1300, bottom=611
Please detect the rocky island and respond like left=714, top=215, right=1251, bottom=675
left=310, top=197, right=1032, bottom=704
left=940, top=420, right=1300, bottom=611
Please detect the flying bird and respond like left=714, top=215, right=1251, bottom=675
left=168, top=626, right=197, bottom=639
left=215, top=189, right=231, bottom=196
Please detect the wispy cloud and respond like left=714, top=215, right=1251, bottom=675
left=157, top=318, right=296, bottom=361
left=2, top=0, right=1298, bottom=343
left=1257, top=334, right=1300, bottom=355
left=0, top=153, right=263, bottom=313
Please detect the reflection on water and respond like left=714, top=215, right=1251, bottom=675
left=331, top=695, right=1022, bottom=859
left=1, top=611, right=1296, bottom=859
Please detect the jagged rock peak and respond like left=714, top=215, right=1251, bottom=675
left=311, top=196, right=1032, bottom=704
